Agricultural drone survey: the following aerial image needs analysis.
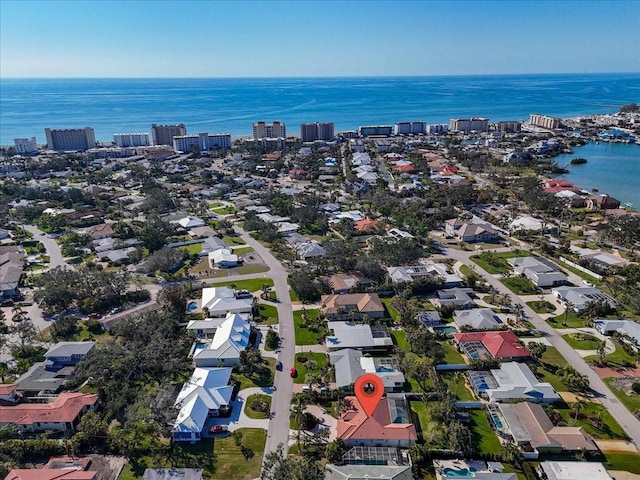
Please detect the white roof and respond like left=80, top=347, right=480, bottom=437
left=488, top=362, right=560, bottom=403
left=539, top=461, right=612, bottom=480
left=209, top=248, right=238, bottom=265
left=193, top=312, right=250, bottom=362
left=510, top=215, right=544, bottom=231
left=201, top=287, right=252, bottom=316
left=453, top=308, right=502, bottom=330
left=176, top=216, right=205, bottom=228
left=326, top=321, right=393, bottom=349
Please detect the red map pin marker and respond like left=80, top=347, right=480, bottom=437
left=354, top=373, right=384, bottom=417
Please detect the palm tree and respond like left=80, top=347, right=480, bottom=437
left=597, top=340, right=608, bottom=367
left=562, top=301, right=574, bottom=327
left=11, top=304, right=26, bottom=323
left=572, top=399, right=586, bottom=421
left=452, top=371, right=463, bottom=398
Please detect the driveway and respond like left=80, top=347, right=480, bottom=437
left=445, top=245, right=640, bottom=449
left=224, top=387, right=272, bottom=432
left=23, top=225, right=72, bottom=271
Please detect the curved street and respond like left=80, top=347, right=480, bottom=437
left=444, top=245, right=640, bottom=449
left=22, top=224, right=72, bottom=271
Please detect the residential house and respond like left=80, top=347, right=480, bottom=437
left=453, top=309, right=503, bottom=330
left=434, top=460, right=516, bottom=480
left=201, top=287, right=253, bottom=318
left=294, top=241, right=327, bottom=260
left=552, top=286, right=618, bottom=313
left=387, top=264, right=462, bottom=287
left=192, top=312, right=251, bottom=367
left=321, top=293, right=385, bottom=321
left=509, top=215, right=557, bottom=234
left=44, top=342, right=95, bottom=371
left=468, top=362, right=560, bottom=404
left=326, top=322, right=393, bottom=351
left=507, top=257, right=567, bottom=288
left=189, top=226, right=217, bottom=238
left=86, top=222, right=113, bottom=239
left=325, top=273, right=376, bottom=294
left=354, top=219, right=380, bottom=232
left=326, top=447, right=413, bottom=480
left=433, top=288, right=475, bottom=309
left=6, top=467, right=96, bottom=480
left=329, top=349, right=405, bottom=392
left=587, top=194, right=621, bottom=210
left=0, top=392, right=98, bottom=433
left=0, top=248, right=23, bottom=298
left=538, top=461, right=613, bottom=480
left=200, top=236, right=229, bottom=256
left=208, top=248, right=239, bottom=268
left=337, top=394, right=417, bottom=447
left=594, top=319, right=640, bottom=351
left=491, top=402, right=598, bottom=457
left=174, top=216, right=206, bottom=229
left=444, top=218, right=500, bottom=243
left=172, top=367, right=233, bottom=442
left=417, top=311, right=443, bottom=328
left=453, top=331, right=531, bottom=361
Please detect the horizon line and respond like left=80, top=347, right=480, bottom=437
left=2, top=71, right=640, bottom=81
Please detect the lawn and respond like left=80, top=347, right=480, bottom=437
left=234, top=357, right=276, bottom=391
left=178, top=243, right=203, bottom=255
left=118, top=428, right=266, bottom=480
left=459, top=264, right=476, bottom=278
left=223, top=236, right=246, bottom=246
left=212, top=206, right=238, bottom=215
left=585, top=345, right=637, bottom=368
left=289, top=289, right=299, bottom=302
left=233, top=246, right=254, bottom=255
left=547, top=310, right=585, bottom=329
left=380, top=297, right=399, bottom=321
left=210, top=277, right=274, bottom=292
left=390, top=329, right=410, bottom=351
left=526, top=300, right=556, bottom=314
left=293, top=352, right=328, bottom=384
left=255, top=303, right=278, bottom=325
left=558, top=260, right=602, bottom=286
left=470, top=250, right=529, bottom=275
left=293, top=309, right=324, bottom=345
left=605, top=452, right=640, bottom=474
left=442, top=342, right=465, bottom=364
left=439, top=371, right=475, bottom=401
left=244, top=393, right=272, bottom=419
left=469, top=409, right=502, bottom=455
left=534, top=347, right=570, bottom=391
left=501, top=276, right=539, bottom=295
left=562, top=332, right=602, bottom=350
left=556, top=401, right=628, bottom=440
left=234, top=264, right=270, bottom=275
left=604, top=377, right=640, bottom=413
left=208, top=202, right=224, bottom=209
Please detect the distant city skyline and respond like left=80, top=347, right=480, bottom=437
left=1, top=0, right=639, bottom=78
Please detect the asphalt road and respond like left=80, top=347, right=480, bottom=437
left=233, top=226, right=295, bottom=457
left=445, top=246, right=640, bottom=448
left=23, top=224, right=71, bottom=271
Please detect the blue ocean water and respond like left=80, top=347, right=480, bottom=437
left=1, top=73, right=639, bottom=145
left=554, top=142, right=640, bottom=208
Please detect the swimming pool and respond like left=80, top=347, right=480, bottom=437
left=491, top=414, right=503, bottom=429
left=187, top=301, right=198, bottom=312
left=443, top=467, right=475, bottom=478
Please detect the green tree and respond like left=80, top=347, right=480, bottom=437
left=325, top=438, right=347, bottom=464
left=527, top=342, right=547, bottom=363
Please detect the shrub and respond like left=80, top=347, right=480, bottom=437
left=250, top=398, right=270, bottom=413
left=297, top=355, right=308, bottom=364
left=85, top=319, right=104, bottom=335
left=299, top=412, right=318, bottom=430
left=632, top=382, right=640, bottom=394
left=265, top=329, right=279, bottom=350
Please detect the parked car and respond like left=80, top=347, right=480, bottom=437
left=290, top=368, right=297, bottom=378
left=276, top=361, right=283, bottom=371
left=209, top=425, right=228, bottom=434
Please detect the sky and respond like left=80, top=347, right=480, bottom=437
left=1, top=0, right=639, bottom=78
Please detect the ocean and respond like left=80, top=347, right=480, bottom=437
left=1, top=73, right=639, bottom=202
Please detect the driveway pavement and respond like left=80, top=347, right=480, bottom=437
left=446, top=245, right=640, bottom=449
left=23, top=225, right=72, bottom=271
left=225, top=387, right=272, bottom=432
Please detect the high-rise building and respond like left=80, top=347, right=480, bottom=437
left=497, top=121, right=522, bottom=133
left=173, top=133, right=231, bottom=153
left=151, top=124, right=187, bottom=146
left=449, top=118, right=489, bottom=132
left=427, top=124, right=449, bottom=134
left=14, top=137, right=38, bottom=154
left=252, top=121, right=286, bottom=139
left=394, top=121, right=426, bottom=135
left=44, top=127, right=96, bottom=151
left=300, top=122, right=335, bottom=142
left=529, top=114, right=561, bottom=129
left=359, top=125, right=393, bottom=137
left=113, top=133, right=151, bottom=147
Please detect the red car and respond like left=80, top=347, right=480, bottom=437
left=209, top=425, right=228, bottom=433
left=290, top=368, right=297, bottom=378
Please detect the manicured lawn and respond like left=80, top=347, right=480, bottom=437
left=604, top=377, right=640, bottom=413
left=469, top=409, right=502, bottom=455
left=293, top=309, right=324, bottom=345
left=442, top=342, right=465, bottom=364
left=244, top=393, right=272, bottom=419
left=212, top=206, right=238, bottom=215
left=293, top=352, right=328, bottom=384
left=234, top=264, right=270, bottom=275
left=558, top=260, right=602, bottom=286
left=526, top=300, right=556, bottom=314
left=234, top=357, right=275, bottom=391
left=585, top=345, right=637, bottom=368
left=562, top=332, right=602, bottom=350
left=118, top=428, right=266, bottom=480
left=223, top=236, right=246, bottom=245
left=178, top=243, right=203, bottom=255
left=459, top=264, right=476, bottom=278
left=534, top=347, right=570, bottom=392
left=605, top=452, right=640, bottom=474
left=380, top=297, right=399, bottom=321
left=439, top=371, right=475, bottom=401
left=233, top=246, right=254, bottom=254
left=501, top=276, right=539, bottom=295
left=289, top=289, right=299, bottom=301
left=208, top=202, right=224, bottom=209
left=547, top=310, right=585, bottom=329
left=210, top=277, right=274, bottom=292
left=556, top=401, right=628, bottom=440
left=390, top=329, right=410, bottom=351
left=470, top=250, right=529, bottom=275
left=255, top=303, right=278, bottom=325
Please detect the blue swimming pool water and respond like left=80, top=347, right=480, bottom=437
left=491, top=414, right=503, bottom=429
left=443, top=467, right=475, bottom=478
left=187, top=301, right=198, bottom=311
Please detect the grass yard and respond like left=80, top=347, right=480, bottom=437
left=380, top=297, right=399, bottom=321
left=585, top=345, right=637, bottom=368
left=212, top=206, right=238, bottom=215
left=501, top=276, right=539, bottom=295
left=439, top=371, right=475, bottom=401
left=534, top=347, right=570, bottom=392
left=470, top=250, right=529, bottom=275
left=469, top=409, right=502, bottom=455
left=178, top=243, right=203, bottom=255
left=562, top=332, right=602, bottom=350
left=234, top=264, right=270, bottom=275
left=459, top=264, right=476, bottom=278
left=234, top=357, right=276, bottom=391
left=118, top=428, right=266, bottom=480
left=289, top=289, right=299, bottom=301
left=547, top=310, right=585, bottom=329
left=255, top=303, right=278, bottom=325
left=210, top=277, right=274, bottom=292
left=233, top=246, right=254, bottom=255
left=223, top=236, right=246, bottom=246
left=604, top=452, right=640, bottom=474
left=390, top=329, right=410, bottom=351
left=244, top=394, right=272, bottom=419
left=294, top=352, right=328, bottom=384
left=526, top=300, right=556, bottom=314
left=604, top=377, right=640, bottom=413
left=208, top=202, right=224, bottom=209
left=558, top=260, right=602, bottom=286
left=442, top=341, right=465, bottom=364
left=293, top=309, right=324, bottom=345
left=556, top=401, right=628, bottom=440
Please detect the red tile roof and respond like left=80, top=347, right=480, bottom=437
left=337, top=396, right=417, bottom=443
left=0, top=393, right=98, bottom=426
left=354, top=219, right=379, bottom=232
left=0, top=384, right=17, bottom=395
left=5, top=469, right=96, bottom=480
left=453, top=331, right=531, bottom=359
